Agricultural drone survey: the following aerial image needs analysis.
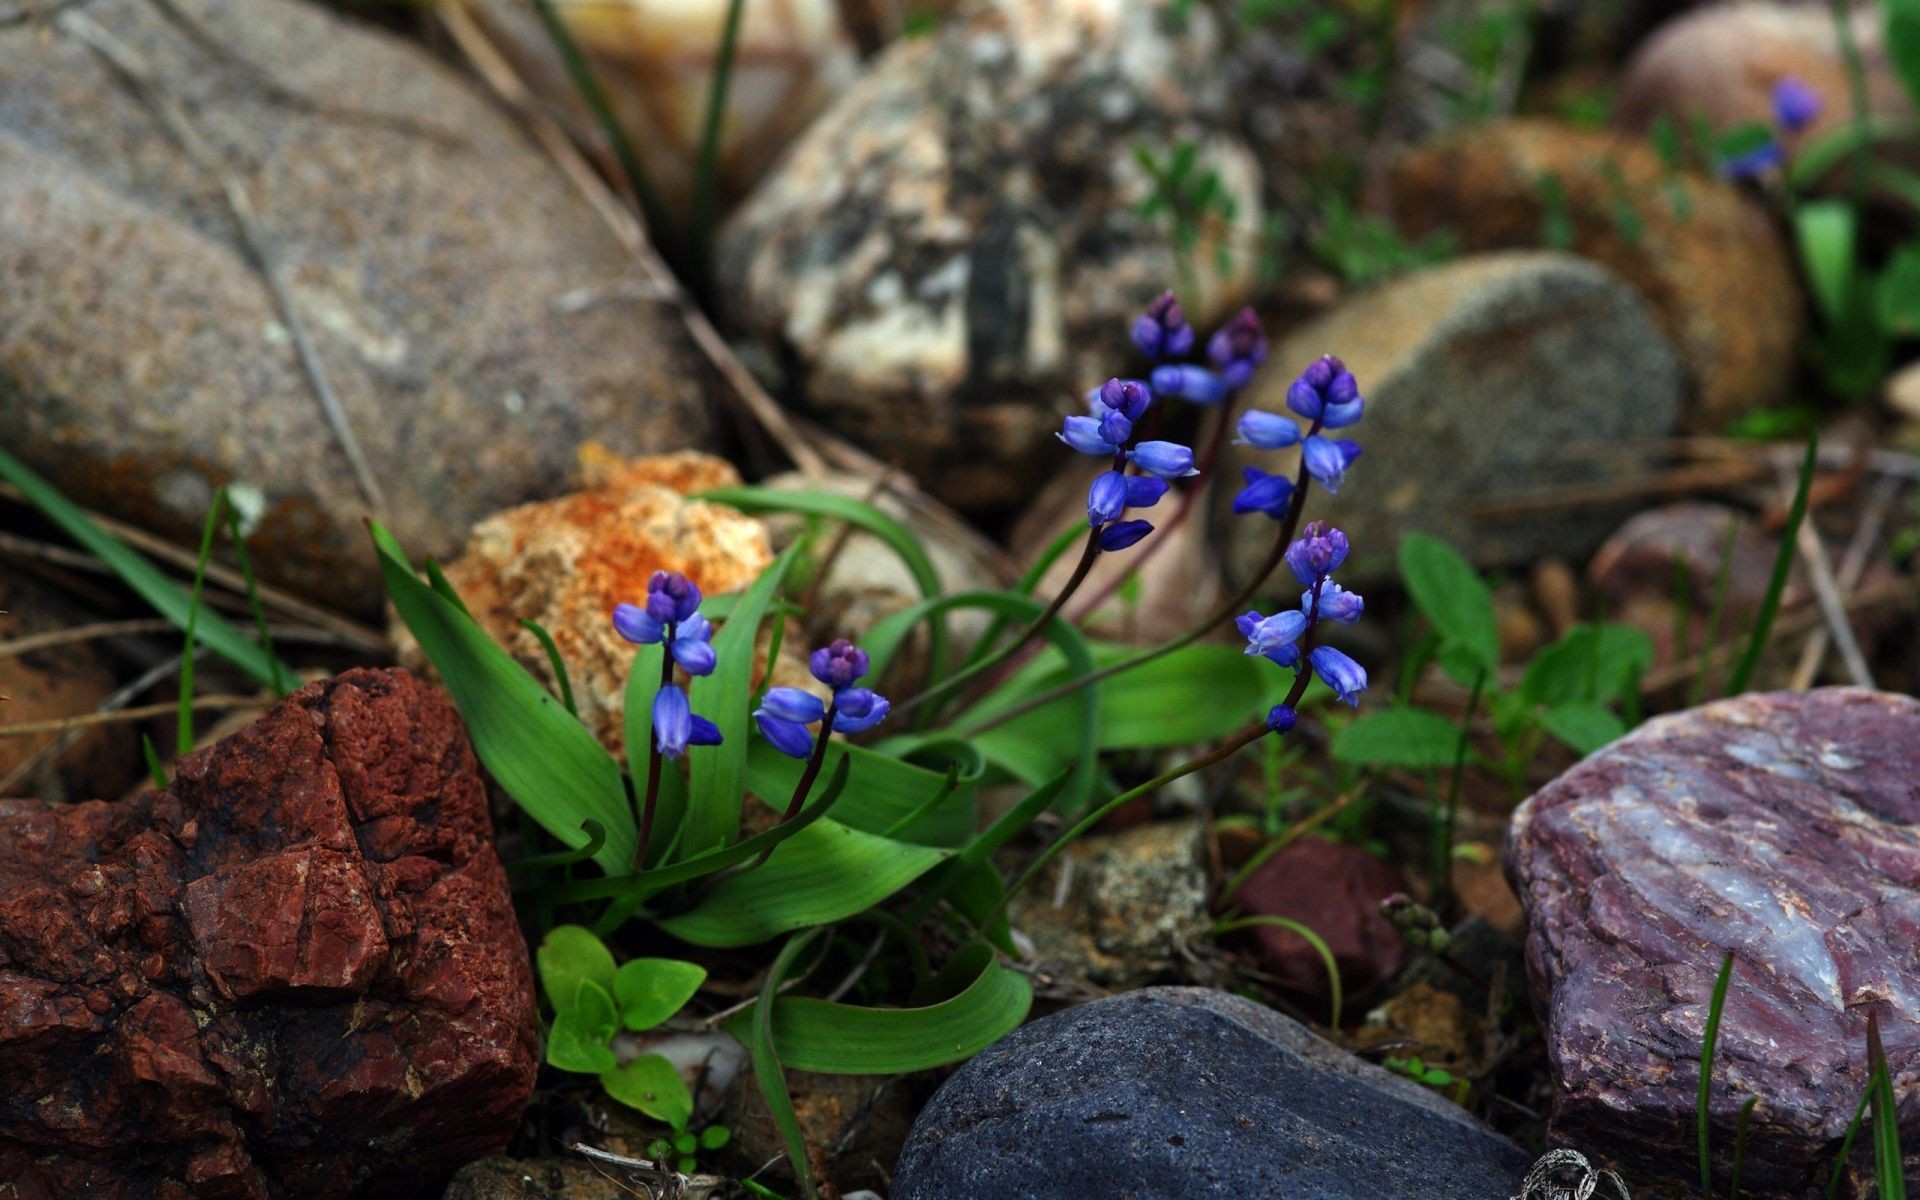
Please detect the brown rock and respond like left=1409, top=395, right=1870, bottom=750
left=1353, top=982, right=1480, bottom=1072
left=0, top=572, right=135, bottom=801
left=0, top=0, right=716, bottom=616
left=0, top=668, right=538, bottom=1198
left=396, top=452, right=773, bottom=762
left=1223, top=837, right=1412, bottom=1015
left=1384, top=119, right=1803, bottom=424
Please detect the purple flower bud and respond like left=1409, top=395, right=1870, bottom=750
left=1131, top=290, right=1194, bottom=360
left=1325, top=371, right=1359, bottom=407
left=1299, top=355, right=1344, bottom=391
left=1772, top=76, right=1822, bottom=133
left=1098, top=377, right=1153, bottom=421
left=1059, top=414, right=1118, bottom=456
left=758, top=686, right=827, bottom=725
left=1130, top=440, right=1199, bottom=479
left=1312, top=581, right=1365, bottom=626
left=1098, top=407, right=1133, bottom=447
left=1124, top=474, right=1170, bottom=509
left=756, top=713, right=814, bottom=759
left=1232, top=467, right=1293, bottom=519
left=1087, top=470, right=1129, bottom=526
left=1285, top=377, right=1324, bottom=421
left=1235, top=410, right=1301, bottom=449
left=1150, top=364, right=1227, bottom=405
left=647, top=570, right=703, bottom=623
left=1302, top=435, right=1360, bottom=492
left=1310, top=645, right=1368, bottom=707
left=612, top=603, right=664, bottom=646
left=831, top=688, right=890, bottom=734
left=1286, top=522, right=1350, bottom=585
left=653, top=684, right=693, bottom=759
left=1097, top=519, right=1154, bottom=552
left=1267, top=704, right=1298, bottom=734
left=1240, top=609, right=1307, bottom=663
left=1206, top=308, right=1268, bottom=391
left=809, top=638, right=870, bottom=691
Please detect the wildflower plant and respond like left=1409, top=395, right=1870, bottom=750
left=368, top=291, right=1374, bottom=1198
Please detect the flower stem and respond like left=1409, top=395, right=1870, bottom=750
left=745, top=701, right=839, bottom=872
left=633, top=646, right=677, bottom=869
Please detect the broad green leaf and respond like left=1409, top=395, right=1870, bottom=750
left=614, top=958, right=708, bottom=1032
left=658, top=819, right=948, bottom=947
left=1874, top=241, right=1920, bottom=337
left=0, top=446, right=293, bottom=689
left=1540, top=702, right=1625, bottom=755
left=1398, top=533, right=1498, bottom=673
left=1888, top=0, right=1920, bottom=110
left=1521, top=623, right=1653, bottom=708
left=1711, top=121, right=1776, bottom=164
left=750, top=932, right=820, bottom=1199
left=547, top=979, right=618, bottom=1073
left=538, top=924, right=616, bottom=1011
left=1795, top=201, right=1858, bottom=328
left=746, top=738, right=974, bottom=847
left=372, top=522, right=635, bottom=871
left=1331, top=707, right=1466, bottom=769
left=601, top=1054, right=693, bottom=1128
left=687, top=544, right=802, bottom=856
left=726, top=943, right=1032, bottom=1074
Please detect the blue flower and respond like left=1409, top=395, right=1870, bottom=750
left=1130, top=440, right=1199, bottom=478
left=1238, top=609, right=1307, bottom=664
left=645, top=570, right=702, bottom=623
left=755, top=711, right=815, bottom=758
left=755, top=643, right=889, bottom=758
left=1232, top=466, right=1294, bottom=519
left=1772, top=76, right=1822, bottom=133
left=831, top=687, right=890, bottom=733
left=1720, top=138, right=1784, bottom=179
left=1266, top=704, right=1298, bottom=734
left=615, top=574, right=719, bottom=678
left=760, top=686, right=828, bottom=724
left=1285, top=522, right=1351, bottom=586
left=1302, top=435, right=1361, bottom=492
left=1099, top=377, right=1153, bottom=421
left=1059, top=414, right=1121, bottom=456
left=1097, top=519, right=1154, bottom=551
left=653, top=684, right=722, bottom=759
left=1284, top=355, right=1349, bottom=420
left=1132, top=291, right=1195, bottom=360
left=1310, top=646, right=1368, bottom=707
left=1150, top=364, right=1227, bottom=405
left=1310, top=581, right=1365, bottom=625
left=611, top=603, right=663, bottom=645
left=1207, top=307, right=1268, bottom=391
left=1088, top=470, right=1129, bottom=526
left=1124, top=474, right=1169, bottom=509
left=1235, top=410, right=1300, bottom=449
left=667, top=612, right=717, bottom=676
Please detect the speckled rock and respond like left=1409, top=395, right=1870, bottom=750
left=1616, top=5, right=1914, bottom=155
left=0, top=0, right=715, bottom=616
left=1221, top=252, right=1684, bottom=582
left=393, top=452, right=772, bottom=763
left=1385, top=119, right=1804, bottom=425
left=1506, top=688, right=1920, bottom=1197
left=0, top=572, right=135, bottom=802
left=718, top=0, right=1265, bottom=511
left=0, top=668, right=538, bottom=1198
left=891, top=987, right=1534, bottom=1200
left=1009, top=818, right=1210, bottom=989
left=1224, top=837, right=1412, bottom=1014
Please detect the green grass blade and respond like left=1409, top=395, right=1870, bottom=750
left=1694, top=516, right=1741, bottom=707
left=0, top=446, right=292, bottom=689
left=1730, top=1095, right=1759, bottom=1200
left=1727, top=438, right=1818, bottom=696
left=687, top=543, right=803, bottom=856
left=689, top=0, right=747, bottom=289
left=178, top=489, right=228, bottom=755
left=1700, top=950, right=1736, bottom=1198
left=520, top=619, right=578, bottom=716
left=141, top=735, right=168, bottom=790
left=1870, top=1011, right=1909, bottom=1200
left=1828, top=1086, right=1874, bottom=1199
left=750, top=930, right=822, bottom=1200
left=1214, top=914, right=1344, bottom=1028
left=223, top=503, right=289, bottom=698
left=506, top=819, right=606, bottom=878
left=726, top=940, right=1032, bottom=1074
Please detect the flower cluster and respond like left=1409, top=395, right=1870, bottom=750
left=1239, top=521, right=1369, bottom=731
left=755, top=638, right=890, bottom=759
left=1722, top=76, right=1822, bottom=178
left=1230, top=354, right=1364, bottom=523
left=614, top=571, right=723, bottom=759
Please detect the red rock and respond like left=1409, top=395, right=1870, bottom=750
left=1223, top=838, right=1412, bottom=1016
left=0, top=668, right=538, bottom=1199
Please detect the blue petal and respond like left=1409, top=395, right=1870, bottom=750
left=1319, top=396, right=1364, bottom=429
left=1302, top=436, right=1349, bottom=493
left=670, top=633, right=717, bottom=677
left=831, top=691, right=890, bottom=734
left=755, top=713, right=814, bottom=759
left=1232, top=468, right=1293, bottom=518
left=687, top=714, right=724, bottom=746
left=757, top=686, right=827, bottom=724
left=1235, top=410, right=1301, bottom=449
left=1097, top=519, right=1153, bottom=551
left=1058, top=415, right=1116, bottom=456
left=1087, top=470, right=1129, bottom=526
left=1124, top=474, right=1170, bottom=509
left=1129, top=440, right=1198, bottom=479
left=653, top=684, right=692, bottom=759
left=1309, top=646, right=1368, bottom=707
left=612, top=604, right=663, bottom=645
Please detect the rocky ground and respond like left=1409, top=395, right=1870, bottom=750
left=1, top=0, right=1917, bottom=1197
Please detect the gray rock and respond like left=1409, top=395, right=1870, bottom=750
left=1220, top=251, right=1684, bottom=582
left=1507, top=688, right=1920, bottom=1198
left=718, top=0, right=1267, bottom=511
left=0, top=0, right=714, bottom=615
left=891, top=987, right=1534, bottom=1199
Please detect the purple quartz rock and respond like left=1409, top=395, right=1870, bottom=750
left=1506, top=688, right=1920, bottom=1197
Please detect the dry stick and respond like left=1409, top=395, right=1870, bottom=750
left=0, top=651, right=196, bottom=793
left=0, top=695, right=264, bottom=739
left=1791, top=474, right=1900, bottom=689
left=56, top=11, right=386, bottom=521
left=0, top=619, right=176, bottom=660
left=1641, top=575, right=1914, bottom=694
left=1786, top=494, right=1874, bottom=688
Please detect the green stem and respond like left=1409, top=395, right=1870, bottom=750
left=689, top=0, right=748, bottom=301
left=1432, top=669, right=1485, bottom=913
left=1825, top=0, right=1873, bottom=207
left=1726, top=436, right=1818, bottom=697
left=633, top=646, right=677, bottom=869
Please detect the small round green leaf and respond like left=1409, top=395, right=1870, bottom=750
left=601, top=1053, right=694, bottom=1128
left=699, top=1125, right=732, bottom=1150
left=537, top=924, right=617, bottom=1012
left=614, top=958, right=708, bottom=1032
left=546, top=979, right=618, bottom=1074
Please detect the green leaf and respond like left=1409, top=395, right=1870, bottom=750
left=0, top=445, right=293, bottom=689
left=658, top=819, right=949, bottom=947
left=1331, top=707, right=1468, bottom=769
left=750, top=930, right=821, bottom=1200
left=726, top=942, right=1032, bottom=1074
left=687, top=544, right=802, bottom=856
left=601, top=1053, right=694, bottom=1128
left=372, top=522, right=635, bottom=871
left=1874, top=240, right=1920, bottom=337
left=1711, top=121, right=1777, bottom=164
left=1521, top=623, right=1653, bottom=708
left=1398, top=533, right=1498, bottom=673
left=614, top=958, right=708, bottom=1032
left=1888, top=0, right=1920, bottom=110
left=1539, top=702, right=1625, bottom=755
left=1795, top=201, right=1858, bottom=328
left=699, top=1125, right=731, bottom=1150
left=1868, top=1011, right=1909, bottom=1200
left=547, top=978, right=618, bottom=1073
left=538, top=924, right=617, bottom=1011
left=745, top=738, right=974, bottom=848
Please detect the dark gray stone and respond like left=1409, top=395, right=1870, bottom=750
left=891, top=987, right=1533, bottom=1199
left=1507, top=687, right=1920, bottom=1198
